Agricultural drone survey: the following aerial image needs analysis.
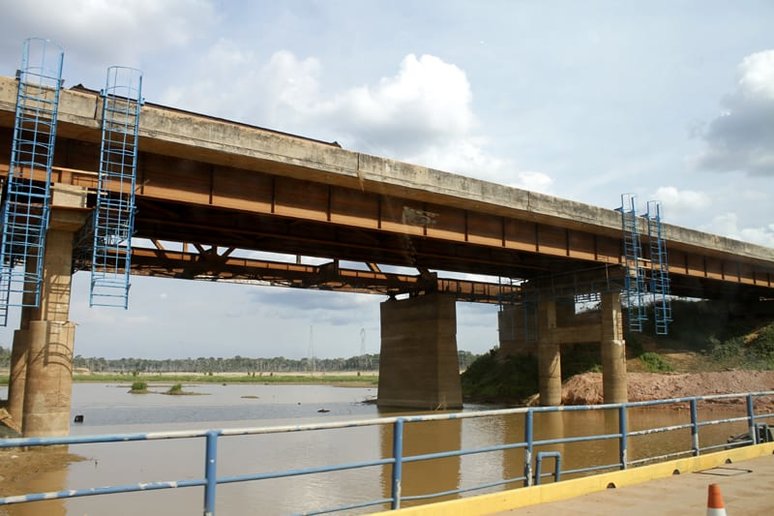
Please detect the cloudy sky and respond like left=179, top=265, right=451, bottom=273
left=0, top=1, right=772, bottom=360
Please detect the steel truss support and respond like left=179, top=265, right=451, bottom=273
left=646, top=200, right=672, bottom=335
left=0, top=38, right=64, bottom=326
left=90, top=66, right=143, bottom=308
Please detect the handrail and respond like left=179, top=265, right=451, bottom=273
left=1, top=390, right=773, bottom=514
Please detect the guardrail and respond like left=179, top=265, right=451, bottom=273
left=1, top=391, right=773, bottom=515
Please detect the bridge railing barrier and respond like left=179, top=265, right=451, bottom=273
left=1, top=391, right=773, bottom=514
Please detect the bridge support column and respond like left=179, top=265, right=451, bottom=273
left=6, top=328, right=29, bottom=430
left=13, top=185, right=88, bottom=437
left=6, top=258, right=39, bottom=428
left=537, top=299, right=562, bottom=406
left=377, top=293, right=462, bottom=410
left=601, top=291, right=627, bottom=403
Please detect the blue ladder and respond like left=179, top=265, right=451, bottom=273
left=620, top=194, right=647, bottom=332
left=646, top=201, right=672, bottom=335
left=0, top=38, right=64, bottom=326
left=90, top=67, right=143, bottom=308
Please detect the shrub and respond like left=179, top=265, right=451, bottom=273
left=461, top=349, right=539, bottom=403
left=638, top=352, right=673, bottom=373
left=709, top=337, right=744, bottom=362
left=167, top=383, right=183, bottom=394
left=129, top=381, right=148, bottom=393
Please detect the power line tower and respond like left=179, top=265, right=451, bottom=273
left=359, top=327, right=368, bottom=370
left=307, top=325, right=316, bottom=373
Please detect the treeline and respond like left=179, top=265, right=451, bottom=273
left=0, top=347, right=480, bottom=374
left=71, top=354, right=382, bottom=374
left=62, top=350, right=480, bottom=374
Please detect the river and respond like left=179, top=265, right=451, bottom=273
left=0, top=383, right=750, bottom=515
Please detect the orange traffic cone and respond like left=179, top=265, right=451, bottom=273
left=707, top=483, right=727, bottom=516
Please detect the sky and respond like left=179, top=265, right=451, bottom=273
left=0, top=1, right=772, bottom=360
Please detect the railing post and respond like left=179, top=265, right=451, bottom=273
left=391, top=418, right=405, bottom=510
left=747, top=394, right=757, bottom=445
left=690, top=398, right=699, bottom=456
left=204, top=430, right=219, bottom=516
left=534, top=451, right=561, bottom=486
left=524, top=410, right=534, bottom=487
left=618, top=405, right=628, bottom=470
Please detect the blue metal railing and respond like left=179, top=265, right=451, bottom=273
left=1, top=391, right=773, bottom=514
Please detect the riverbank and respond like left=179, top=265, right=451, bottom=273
left=557, top=370, right=774, bottom=408
left=0, top=371, right=379, bottom=388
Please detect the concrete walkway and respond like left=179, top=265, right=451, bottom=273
left=499, top=454, right=774, bottom=515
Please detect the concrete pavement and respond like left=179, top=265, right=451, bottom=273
left=500, top=453, right=774, bottom=515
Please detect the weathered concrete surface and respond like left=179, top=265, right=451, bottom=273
left=600, top=291, right=627, bottom=404
left=15, top=186, right=87, bottom=437
left=1, top=75, right=772, bottom=264
left=21, top=320, right=76, bottom=437
left=6, top=329, right=28, bottom=428
left=537, top=300, right=561, bottom=406
left=500, top=453, right=774, bottom=515
left=378, top=293, right=462, bottom=410
left=6, top=257, right=40, bottom=425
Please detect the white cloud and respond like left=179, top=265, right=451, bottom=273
left=161, top=47, right=552, bottom=192
left=508, top=171, right=554, bottom=194
left=738, top=50, right=774, bottom=100
left=651, top=186, right=711, bottom=215
left=696, top=49, right=774, bottom=176
left=317, top=54, right=475, bottom=155
left=1, top=0, right=217, bottom=67
left=703, top=212, right=774, bottom=247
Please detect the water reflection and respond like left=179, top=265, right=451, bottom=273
left=0, top=384, right=756, bottom=516
left=379, top=415, right=461, bottom=507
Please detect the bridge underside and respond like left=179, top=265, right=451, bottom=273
left=1, top=81, right=773, bottom=428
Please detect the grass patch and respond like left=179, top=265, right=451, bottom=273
left=166, top=383, right=185, bottom=395
left=638, top=352, right=674, bottom=373
left=129, top=381, right=148, bottom=393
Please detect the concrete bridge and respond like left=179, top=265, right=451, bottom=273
left=1, top=75, right=773, bottom=436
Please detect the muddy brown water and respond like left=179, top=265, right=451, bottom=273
left=0, top=384, right=751, bottom=515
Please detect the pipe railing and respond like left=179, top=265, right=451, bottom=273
left=1, top=390, right=773, bottom=514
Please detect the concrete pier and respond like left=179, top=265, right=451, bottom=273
left=501, top=288, right=629, bottom=406
left=377, top=293, right=462, bottom=410
left=7, top=185, right=88, bottom=437
left=600, top=291, right=627, bottom=404
left=537, top=299, right=562, bottom=406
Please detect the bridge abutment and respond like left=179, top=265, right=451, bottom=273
left=7, top=185, right=88, bottom=437
left=377, top=293, right=462, bottom=410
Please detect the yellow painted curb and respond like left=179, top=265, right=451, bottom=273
left=377, top=442, right=774, bottom=515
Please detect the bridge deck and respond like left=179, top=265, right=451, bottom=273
left=1, top=75, right=772, bottom=299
